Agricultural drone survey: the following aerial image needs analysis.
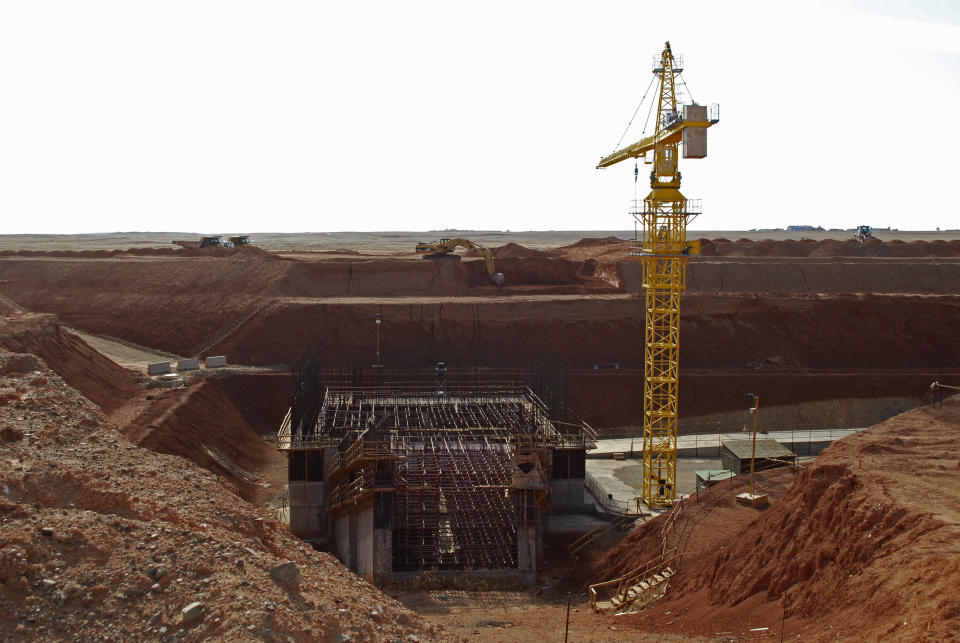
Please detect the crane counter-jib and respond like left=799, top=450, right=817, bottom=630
left=596, top=119, right=717, bottom=169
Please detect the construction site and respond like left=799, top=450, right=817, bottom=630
left=278, top=365, right=595, bottom=587
left=1, top=37, right=959, bottom=643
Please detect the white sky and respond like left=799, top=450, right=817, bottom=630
left=2, top=1, right=959, bottom=234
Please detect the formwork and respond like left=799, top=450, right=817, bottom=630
left=278, top=365, right=596, bottom=584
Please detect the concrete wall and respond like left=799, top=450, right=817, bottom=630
left=177, top=358, right=200, bottom=372
left=372, top=493, right=393, bottom=583
left=517, top=525, right=536, bottom=574
left=355, top=507, right=374, bottom=582
left=333, top=514, right=352, bottom=571
left=147, top=362, right=171, bottom=375
left=551, top=478, right=587, bottom=512
left=374, top=529, right=392, bottom=583
left=288, top=481, right=327, bottom=540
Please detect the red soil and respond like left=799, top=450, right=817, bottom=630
left=1, top=240, right=958, bottom=427
left=576, top=398, right=960, bottom=641
left=0, top=313, right=138, bottom=413
left=122, top=378, right=280, bottom=503
left=492, top=242, right=548, bottom=259
left=0, top=347, right=448, bottom=641
left=214, top=372, right=291, bottom=436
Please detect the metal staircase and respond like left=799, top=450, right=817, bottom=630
left=588, top=547, right=681, bottom=613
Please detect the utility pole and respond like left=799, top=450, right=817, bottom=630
left=373, top=313, right=383, bottom=368
left=736, top=392, right=769, bottom=506
left=747, top=393, right=759, bottom=495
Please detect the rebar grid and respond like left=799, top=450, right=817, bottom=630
left=392, top=437, right=517, bottom=571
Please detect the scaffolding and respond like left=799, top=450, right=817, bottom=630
left=393, top=438, right=516, bottom=570
left=280, top=364, right=596, bottom=573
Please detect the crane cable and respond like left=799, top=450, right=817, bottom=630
left=677, top=73, right=697, bottom=106
left=612, top=74, right=657, bottom=154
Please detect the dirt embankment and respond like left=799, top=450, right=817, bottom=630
left=0, top=350, right=447, bottom=642
left=551, top=236, right=960, bottom=293
left=0, top=256, right=289, bottom=357
left=570, top=370, right=945, bottom=430
left=700, top=237, right=960, bottom=258
left=214, top=372, right=290, bottom=436
left=0, top=313, right=138, bottom=413
left=0, top=252, right=608, bottom=356
left=549, top=236, right=960, bottom=262
left=584, top=398, right=960, bottom=641
left=122, top=377, right=281, bottom=503
left=217, top=294, right=960, bottom=372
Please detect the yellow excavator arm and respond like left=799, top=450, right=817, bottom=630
left=415, top=237, right=505, bottom=285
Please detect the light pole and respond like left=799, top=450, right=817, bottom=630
left=373, top=313, right=383, bottom=368
left=736, top=392, right=769, bottom=507
left=747, top=393, right=760, bottom=496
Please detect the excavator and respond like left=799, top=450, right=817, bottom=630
left=854, top=225, right=874, bottom=244
left=415, top=237, right=505, bottom=285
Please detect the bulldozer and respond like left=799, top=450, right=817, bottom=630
left=415, top=237, right=505, bottom=285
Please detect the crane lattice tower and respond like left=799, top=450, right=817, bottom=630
left=597, top=41, right=718, bottom=507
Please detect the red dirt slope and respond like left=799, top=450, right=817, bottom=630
left=123, top=377, right=279, bottom=503
left=0, top=313, right=138, bottom=413
left=0, top=352, right=447, bottom=641
left=603, top=397, right=960, bottom=641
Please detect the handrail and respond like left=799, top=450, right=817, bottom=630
left=569, top=526, right=606, bottom=556
left=588, top=546, right=681, bottom=611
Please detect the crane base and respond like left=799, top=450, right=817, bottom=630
left=736, top=492, right=769, bottom=507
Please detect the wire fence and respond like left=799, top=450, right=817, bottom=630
left=594, top=426, right=867, bottom=458
left=584, top=472, right=631, bottom=515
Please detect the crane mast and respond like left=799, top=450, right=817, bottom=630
left=598, top=42, right=718, bottom=508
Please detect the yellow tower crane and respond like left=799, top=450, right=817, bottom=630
left=597, top=42, right=718, bottom=507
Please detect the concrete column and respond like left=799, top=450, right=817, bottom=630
left=373, top=493, right=393, bottom=583
left=333, top=514, right=352, bottom=570
left=347, top=510, right=358, bottom=572
left=517, top=525, right=537, bottom=573
left=356, top=507, right=374, bottom=582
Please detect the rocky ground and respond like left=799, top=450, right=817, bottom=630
left=0, top=345, right=451, bottom=642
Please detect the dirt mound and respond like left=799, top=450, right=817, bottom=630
left=598, top=399, right=960, bottom=641
left=686, top=400, right=960, bottom=639
left=565, top=236, right=625, bottom=249
left=0, top=354, right=446, bottom=641
left=492, top=242, right=547, bottom=259
left=123, top=378, right=279, bottom=503
left=0, top=313, right=138, bottom=413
